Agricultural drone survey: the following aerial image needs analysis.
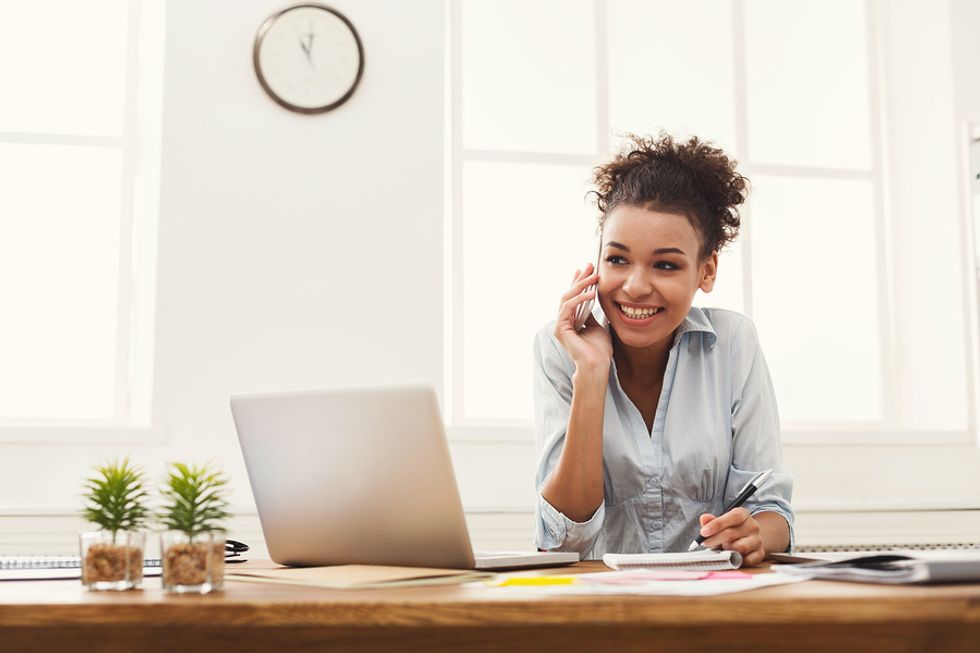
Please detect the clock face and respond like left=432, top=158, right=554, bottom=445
left=254, top=4, right=364, bottom=113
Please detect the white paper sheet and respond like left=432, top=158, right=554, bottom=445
left=488, top=572, right=809, bottom=596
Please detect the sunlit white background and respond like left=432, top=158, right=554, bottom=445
left=2, top=0, right=980, bottom=554
left=450, top=0, right=969, bottom=442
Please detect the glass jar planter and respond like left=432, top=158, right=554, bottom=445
left=79, top=531, right=145, bottom=590
left=161, top=531, right=225, bottom=594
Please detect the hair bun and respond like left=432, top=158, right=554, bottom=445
left=590, top=132, right=747, bottom=257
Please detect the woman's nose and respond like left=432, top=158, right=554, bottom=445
left=622, top=267, right=654, bottom=298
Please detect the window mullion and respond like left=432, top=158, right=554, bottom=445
left=111, top=0, right=143, bottom=423
left=731, top=0, right=754, bottom=319
left=594, top=0, right=609, bottom=157
left=0, top=133, right=124, bottom=147
left=864, top=0, right=899, bottom=434
left=449, top=0, right=465, bottom=426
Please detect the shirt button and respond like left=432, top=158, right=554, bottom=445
left=650, top=520, right=663, bottom=530
left=648, top=477, right=660, bottom=489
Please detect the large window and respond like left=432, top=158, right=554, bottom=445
left=447, top=0, right=975, bottom=446
left=0, top=0, right=164, bottom=434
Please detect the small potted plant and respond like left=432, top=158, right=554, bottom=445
left=159, top=462, right=230, bottom=594
left=79, top=458, right=149, bottom=590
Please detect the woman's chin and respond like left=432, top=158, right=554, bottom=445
left=611, top=325, right=663, bottom=348
left=610, top=314, right=676, bottom=349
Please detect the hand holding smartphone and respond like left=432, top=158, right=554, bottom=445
left=556, top=251, right=612, bottom=372
left=573, top=249, right=602, bottom=330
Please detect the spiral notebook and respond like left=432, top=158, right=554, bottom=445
left=1, top=541, right=248, bottom=581
left=603, top=549, right=743, bottom=571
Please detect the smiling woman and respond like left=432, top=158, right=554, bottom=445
left=534, top=133, right=793, bottom=565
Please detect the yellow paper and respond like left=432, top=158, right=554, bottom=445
left=495, top=576, right=579, bottom=587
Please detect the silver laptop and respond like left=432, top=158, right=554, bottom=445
left=230, top=384, right=578, bottom=570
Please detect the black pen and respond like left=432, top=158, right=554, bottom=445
left=687, top=469, right=772, bottom=551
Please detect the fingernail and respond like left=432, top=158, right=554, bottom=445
left=700, top=527, right=710, bottom=536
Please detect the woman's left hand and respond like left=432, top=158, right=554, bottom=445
left=697, top=508, right=765, bottom=566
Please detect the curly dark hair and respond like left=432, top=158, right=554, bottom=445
left=590, top=132, right=748, bottom=259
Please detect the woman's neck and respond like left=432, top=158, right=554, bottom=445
left=611, top=328, right=673, bottom=384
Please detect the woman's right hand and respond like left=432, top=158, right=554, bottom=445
left=554, top=263, right=613, bottom=371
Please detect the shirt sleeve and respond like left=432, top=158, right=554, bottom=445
left=532, top=327, right=605, bottom=555
left=726, top=318, right=796, bottom=552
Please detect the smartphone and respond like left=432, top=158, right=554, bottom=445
left=573, top=246, right=602, bottom=331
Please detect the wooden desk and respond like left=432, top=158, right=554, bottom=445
left=1, top=561, right=979, bottom=653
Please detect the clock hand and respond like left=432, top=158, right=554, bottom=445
left=298, top=33, right=314, bottom=67
left=306, top=33, right=316, bottom=69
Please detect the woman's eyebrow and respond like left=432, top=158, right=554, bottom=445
left=606, top=241, right=687, bottom=256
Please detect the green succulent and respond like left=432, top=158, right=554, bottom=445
left=159, top=462, right=231, bottom=536
left=81, top=458, right=149, bottom=537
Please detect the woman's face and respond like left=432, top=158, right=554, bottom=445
left=597, top=205, right=718, bottom=350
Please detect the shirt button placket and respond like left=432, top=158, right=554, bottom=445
left=646, top=483, right=664, bottom=550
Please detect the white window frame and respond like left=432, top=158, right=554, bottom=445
left=444, top=0, right=980, bottom=449
left=0, top=0, right=165, bottom=443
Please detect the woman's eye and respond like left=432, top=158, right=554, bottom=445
left=654, top=261, right=679, bottom=270
left=605, top=255, right=626, bottom=265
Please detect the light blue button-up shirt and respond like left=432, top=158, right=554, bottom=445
left=533, top=306, right=794, bottom=559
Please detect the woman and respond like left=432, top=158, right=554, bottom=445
left=533, top=133, right=794, bottom=565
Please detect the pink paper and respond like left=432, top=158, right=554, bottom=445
left=704, top=571, right=752, bottom=580
left=580, top=569, right=753, bottom=584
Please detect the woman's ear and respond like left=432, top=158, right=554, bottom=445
left=699, top=252, right=719, bottom=293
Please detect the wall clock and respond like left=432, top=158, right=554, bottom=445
left=253, top=4, right=364, bottom=114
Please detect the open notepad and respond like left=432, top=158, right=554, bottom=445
left=603, top=549, right=743, bottom=571
left=226, top=564, right=493, bottom=589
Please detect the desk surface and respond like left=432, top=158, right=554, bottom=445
left=2, top=561, right=980, bottom=653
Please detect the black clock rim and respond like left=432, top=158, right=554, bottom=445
left=253, top=3, right=365, bottom=115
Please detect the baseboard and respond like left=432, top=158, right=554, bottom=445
left=3, top=508, right=980, bottom=557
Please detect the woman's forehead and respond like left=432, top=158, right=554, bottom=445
left=602, top=206, right=699, bottom=250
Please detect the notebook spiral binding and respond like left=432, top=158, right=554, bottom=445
left=0, top=555, right=162, bottom=570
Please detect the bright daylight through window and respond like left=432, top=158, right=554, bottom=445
left=0, top=0, right=161, bottom=428
left=450, top=0, right=973, bottom=443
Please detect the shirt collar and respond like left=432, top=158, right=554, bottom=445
left=675, top=305, right=718, bottom=350
left=598, top=305, right=718, bottom=351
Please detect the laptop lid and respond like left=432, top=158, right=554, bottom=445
left=230, top=384, right=476, bottom=569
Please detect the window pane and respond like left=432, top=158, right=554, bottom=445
left=462, top=161, right=597, bottom=420
left=880, top=0, right=966, bottom=432
left=461, top=0, right=597, bottom=155
left=0, top=144, right=122, bottom=419
left=744, top=0, right=872, bottom=170
left=608, top=0, right=737, bottom=153
left=749, top=175, right=882, bottom=423
left=696, top=242, right=744, bottom=313
left=0, top=0, right=128, bottom=136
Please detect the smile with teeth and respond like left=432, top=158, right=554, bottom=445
left=617, top=303, right=664, bottom=319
